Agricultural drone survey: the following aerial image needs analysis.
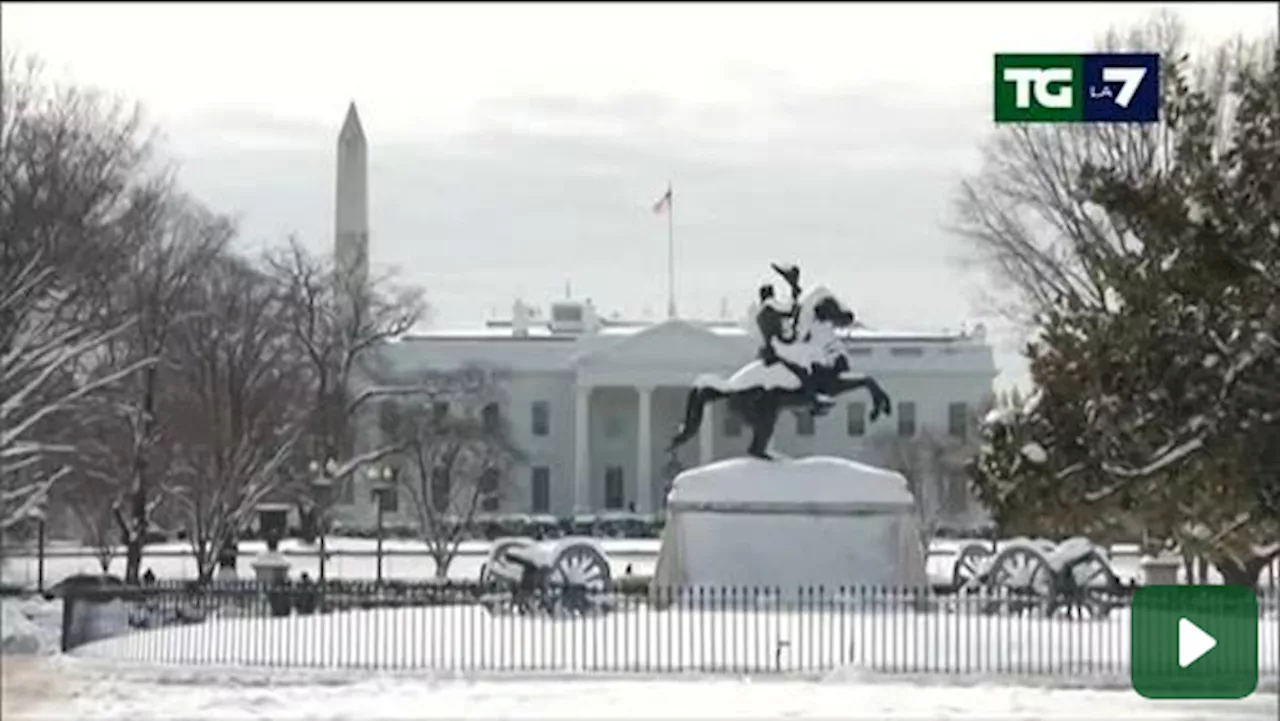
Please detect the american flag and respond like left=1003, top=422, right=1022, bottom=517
left=652, top=185, right=672, bottom=214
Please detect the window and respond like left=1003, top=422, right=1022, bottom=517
left=890, top=346, right=924, bottom=357
left=604, top=466, right=625, bottom=510
left=948, top=402, right=969, bottom=441
left=604, top=413, right=623, bottom=439
left=898, top=402, right=917, bottom=437
left=846, top=402, right=866, bottom=437
left=430, top=467, right=451, bottom=513
left=482, top=402, right=501, bottom=432
left=723, top=412, right=743, bottom=437
left=531, top=401, right=550, bottom=436
left=531, top=467, right=550, bottom=513
left=479, top=468, right=500, bottom=512
left=796, top=411, right=815, bottom=437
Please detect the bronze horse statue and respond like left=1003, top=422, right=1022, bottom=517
left=670, top=286, right=892, bottom=460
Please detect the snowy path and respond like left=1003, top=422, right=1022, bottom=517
left=2, top=657, right=1276, bottom=720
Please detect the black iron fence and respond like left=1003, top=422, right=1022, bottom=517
left=16, top=544, right=1278, bottom=595
left=58, top=580, right=1279, bottom=679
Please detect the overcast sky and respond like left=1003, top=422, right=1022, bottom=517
left=4, top=2, right=1276, bottom=388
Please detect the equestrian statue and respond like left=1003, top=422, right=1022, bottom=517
left=669, top=262, right=893, bottom=460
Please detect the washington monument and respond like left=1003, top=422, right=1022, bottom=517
left=335, top=102, right=369, bottom=289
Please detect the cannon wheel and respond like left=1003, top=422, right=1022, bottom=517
left=478, top=538, right=535, bottom=615
left=548, top=542, right=612, bottom=615
left=1046, top=549, right=1125, bottom=620
left=952, top=543, right=995, bottom=590
left=982, top=545, right=1054, bottom=615
left=480, top=538, right=533, bottom=585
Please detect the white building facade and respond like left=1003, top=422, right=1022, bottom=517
left=335, top=299, right=998, bottom=529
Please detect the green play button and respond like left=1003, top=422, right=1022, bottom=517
left=1131, top=585, right=1258, bottom=699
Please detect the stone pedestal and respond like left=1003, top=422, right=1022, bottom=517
left=652, top=456, right=929, bottom=601
left=252, top=551, right=291, bottom=585
left=253, top=551, right=293, bottom=617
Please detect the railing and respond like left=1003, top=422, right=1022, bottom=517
left=7, top=541, right=1278, bottom=594
left=59, top=580, right=1280, bottom=679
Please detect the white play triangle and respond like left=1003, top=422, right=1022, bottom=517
left=1178, top=618, right=1217, bottom=668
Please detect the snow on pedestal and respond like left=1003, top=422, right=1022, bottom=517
left=652, top=456, right=929, bottom=596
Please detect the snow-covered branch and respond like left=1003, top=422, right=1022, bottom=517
left=1098, top=436, right=1206, bottom=482
left=0, top=466, right=69, bottom=532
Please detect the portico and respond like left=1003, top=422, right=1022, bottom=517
left=571, top=321, right=744, bottom=513
left=571, top=383, right=718, bottom=514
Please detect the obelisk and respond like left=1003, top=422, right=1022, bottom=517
left=335, top=101, right=369, bottom=289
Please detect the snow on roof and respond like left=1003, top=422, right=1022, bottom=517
left=396, top=322, right=976, bottom=344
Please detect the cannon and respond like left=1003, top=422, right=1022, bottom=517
left=477, top=537, right=614, bottom=616
left=954, top=537, right=1129, bottom=619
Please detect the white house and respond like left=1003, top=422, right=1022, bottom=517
left=331, top=298, right=997, bottom=530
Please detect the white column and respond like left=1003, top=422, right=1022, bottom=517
left=636, top=385, right=654, bottom=514
left=574, top=385, right=591, bottom=513
left=699, top=402, right=715, bottom=466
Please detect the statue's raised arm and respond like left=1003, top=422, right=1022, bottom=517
left=770, top=262, right=802, bottom=301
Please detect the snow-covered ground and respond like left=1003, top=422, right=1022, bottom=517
left=5, top=588, right=1277, bottom=720
left=6, top=537, right=1276, bottom=589
left=0, top=538, right=661, bottom=588
left=0, top=596, right=62, bottom=655
left=2, top=657, right=1276, bottom=720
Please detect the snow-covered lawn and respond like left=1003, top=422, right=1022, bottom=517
left=8, top=537, right=1275, bottom=589
left=0, top=538, right=662, bottom=587
left=72, top=601, right=1279, bottom=680
left=3, top=657, right=1277, bottom=720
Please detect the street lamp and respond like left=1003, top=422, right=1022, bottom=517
left=367, top=464, right=399, bottom=586
left=28, top=504, right=47, bottom=593
left=309, top=459, right=338, bottom=584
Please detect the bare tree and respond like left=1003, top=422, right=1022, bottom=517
left=263, top=237, right=426, bottom=540
left=50, top=463, right=119, bottom=571
left=161, top=255, right=309, bottom=581
left=1, top=53, right=166, bottom=532
left=0, top=291, right=154, bottom=531
left=867, top=428, right=975, bottom=554
left=66, top=195, right=233, bottom=582
left=379, top=367, right=521, bottom=579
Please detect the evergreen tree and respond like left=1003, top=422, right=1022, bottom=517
left=970, top=48, right=1279, bottom=586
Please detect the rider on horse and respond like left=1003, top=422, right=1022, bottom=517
left=669, top=261, right=891, bottom=460
left=755, top=263, right=834, bottom=416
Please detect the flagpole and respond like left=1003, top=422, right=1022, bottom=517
left=666, top=181, right=676, bottom=319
